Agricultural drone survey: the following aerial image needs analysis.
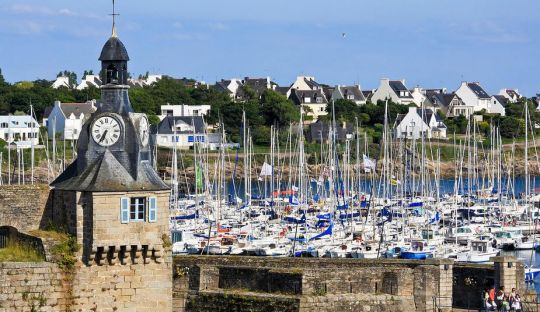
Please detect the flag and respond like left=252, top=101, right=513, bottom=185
left=259, top=162, right=273, bottom=177
left=289, top=195, right=299, bottom=206
left=363, top=154, right=376, bottom=172
left=196, top=164, right=204, bottom=189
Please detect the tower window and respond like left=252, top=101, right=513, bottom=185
left=106, top=64, right=119, bottom=84
left=120, top=196, right=157, bottom=224
left=130, top=197, right=146, bottom=221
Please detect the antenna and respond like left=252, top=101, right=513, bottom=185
left=109, top=0, right=120, bottom=37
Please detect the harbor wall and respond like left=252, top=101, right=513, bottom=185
left=173, top=256, right=454, bottom=312
left=0, top=184, right=51, bottom=232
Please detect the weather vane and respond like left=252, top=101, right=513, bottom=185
left=109, top=0, right=120, bottom=37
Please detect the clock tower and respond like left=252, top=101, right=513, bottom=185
left=49, top=6, right=172, bottom=310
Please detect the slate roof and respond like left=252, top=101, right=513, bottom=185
left=467, top=83, right=490, bottom=99
left=362, top=90, right=373, bottom=101
left=243, top=78, right=269, bottom=95
left=395, top=108, right=443, bottom=128
left=389, top=81, right=413, bottom=98
left=59, top=102, right=96, bottom=119
left=493, top=95, right=509, bottom=106
left=99, top=37, right=130, bottom=61
left=0, top=116, right=39, bottom=128
left=157, top=116, right=206, bottom=135
left=289, top=89, right=328, bottom=105
left=505, top=89, right=520, bottom=99
left=214, top=80, right=232, bottom=94
left=51, top=149, right=168, bottom=192
left=304, top=78, right=322, bottom=90
left=338, top=86, right=365, bottom=102
left=275, top=86, right=290, bottom=96
left=308, top=120, right=354, bottom=142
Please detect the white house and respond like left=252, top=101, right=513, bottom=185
left=0, top=115, right=40, bottom=147
left=290, top=76, right=322, bottom=92
left=498, top=89, right=521, bottom=103
left=52, top=76, right=72, bottom=89
left=215, top=79, right=244, bottom=100
left=331, top=85, right=366, bottom=105
left=46, top=100, right=97, bottom=140
left=76, top=75, right=102, bottom=90
left=455, top=82, right=504, bottom=115
left=289, top=89, right=328, bottom=123
left=160, top=104, right=211, bottom=119
left=394, top=107, right=447, bottom=139
left=371, top=79, right=415, bottom=105
left=155, top=116, right=207, bottom=149
left=490, top=96, right=508, bottom=116
left=410, top=87, right=427, bottom=107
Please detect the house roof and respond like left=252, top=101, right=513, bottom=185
left=58, top=102, right=96, bottom=119
left=243, top=78, right=269, bottom=95
left=157, top=116, right=206, bottom=135
left=362, top=90, right=373, bottom=100
left=338, top=86, right=365, bottom=102
left=304, top=77, right=321, bottom=90
left=505, top=89, right=520, bottom=99
left=467, top=83, right=490, bottom=99
left=395, top=108, right=441, bottom=128
left=389, top=81, right=413, bottom=98
left=289, top=89, right=328, bottom=105
left=275, top=86, right=290, bottom=96
left=493, top=95, right=509, bottom=106
left=0, top=115, right=39, bottom=128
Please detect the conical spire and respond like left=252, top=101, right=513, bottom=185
left=110, top=0, right=119, bottom=38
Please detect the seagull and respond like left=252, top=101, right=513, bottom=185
left=342, top=33, right=346, bottom=38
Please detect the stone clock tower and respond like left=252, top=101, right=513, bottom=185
left=50, top=14, right=172, bottom=311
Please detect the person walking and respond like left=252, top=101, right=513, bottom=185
left=496, top=286, right=505, bottom=312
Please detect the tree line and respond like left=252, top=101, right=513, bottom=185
left=0, top=69, right=536, bottom=145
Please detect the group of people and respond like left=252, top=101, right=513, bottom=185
left=483, top=286, right=522, bottom=312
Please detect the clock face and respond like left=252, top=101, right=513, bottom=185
left=91, top=116, right=121, bottom=147
left=139, top=117, right=149, bottom=146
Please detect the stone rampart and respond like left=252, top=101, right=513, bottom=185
left=173, top=256, right=454, bottom=312
left=0, top=184, right=51, bottom=232
left=0, top=262, right=70, bottom=312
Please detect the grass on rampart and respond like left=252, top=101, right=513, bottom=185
left=0, top=240, right=44, bottom=262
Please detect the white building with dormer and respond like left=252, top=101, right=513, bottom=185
left=455, top=81, right=505, bottom=115
left=371, top=78, right=415, bottom=105
left=46, top=100, right=97, bottom=140
left=394, top=107, right=447, bottom=139
left=0, top=115, right=40, bottom=147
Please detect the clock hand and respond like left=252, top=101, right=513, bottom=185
left=100, top=130, right=108, bottom=143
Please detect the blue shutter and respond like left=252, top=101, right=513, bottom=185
left=149, top=197, right=157, bottom=223
left=121, top=197, right=129, bottom=224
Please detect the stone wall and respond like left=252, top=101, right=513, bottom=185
left=173, top=256, right=454, bottom=312
left=0, top=184, right=51, bottom=232
left=0, top=255, right=173, bottom=312
left=0, top=262, right=70, bottom=312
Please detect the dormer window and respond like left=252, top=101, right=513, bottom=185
left=304, top=97, right=311, bottom=103
left=316, top=97, right=323, bottom=103
left=347, top=94, right=355, bottom=100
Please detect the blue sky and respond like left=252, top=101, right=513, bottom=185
left=1, top=0, right=539, bottom=95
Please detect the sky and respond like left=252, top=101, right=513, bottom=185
left=0, top=0, right=539, bottom=95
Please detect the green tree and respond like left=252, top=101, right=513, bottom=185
left=260, top=90, right=299, bottom=127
